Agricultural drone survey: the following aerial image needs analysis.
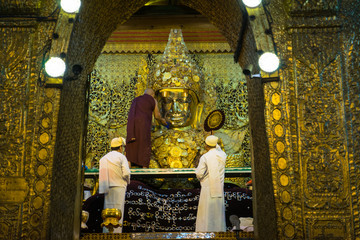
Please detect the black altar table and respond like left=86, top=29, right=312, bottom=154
left=82, top=180, right=252, bottom=233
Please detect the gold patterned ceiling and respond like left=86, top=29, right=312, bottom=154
left=102, top=15, right=231, bottom=53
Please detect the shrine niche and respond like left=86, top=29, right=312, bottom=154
left=86, top=29, right=251, bottom=185
left=81, top=28, right=253, bottom=233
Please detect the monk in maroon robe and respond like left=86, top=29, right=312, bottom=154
left=126, top=89, right=167, bottom=168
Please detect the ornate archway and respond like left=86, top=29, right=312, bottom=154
left=49, top=1, right=277, bottom=239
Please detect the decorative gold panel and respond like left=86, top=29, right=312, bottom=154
left=264, top=77, right=294, bottom=237
left=293, top=27, right=349, bottom=209
left=0, top=178, right=29, bottom=203
left=86, top=54, right=144, bottom=169
left=0, top=27, right=31, bottom=177
left=0, top=18, right=59, bottom=239
left=0, top=26, right=33, bottom=238
left=306, top=218, right=350, bottom=239
left=264, top=0, right=358, bottom=237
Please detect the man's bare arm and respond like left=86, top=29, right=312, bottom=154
left=154, top=99, right=167, bottom=125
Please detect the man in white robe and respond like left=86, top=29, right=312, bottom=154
left=195, top=135, right=227, bottom=232
left=99, top=137, right=131, bottom=233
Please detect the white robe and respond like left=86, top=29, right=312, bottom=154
left=195, top=145, right=227, bottom=232
left=99, top=151, right=131, bottom=233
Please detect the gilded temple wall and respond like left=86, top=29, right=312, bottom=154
left=0, top=1, right=60, bottom=239
left=264, top=0, right=360, bottom=239
left=1, top=0, right=360, bottom=239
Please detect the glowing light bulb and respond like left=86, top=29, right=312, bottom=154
left=258, top=52, right=280, bottom=73
left=242, top=0, right=262, bottom=8
left=60, top=0, right=81, bottom=13
left=45, top=57, right=66, bottom=77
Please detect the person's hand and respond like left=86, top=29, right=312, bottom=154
left=161, top=118, right=167, bottom=126
left=161, top=118, right=170, bottom=129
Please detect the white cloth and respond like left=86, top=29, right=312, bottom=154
left=240, top=217, right=254, bottom=232
left=195, top=146, right=227, bottom=232
left=99, top=151, right=130, bottom=233
left=99, top=151, right=130, bottom=193
left=102, top=187, right=126, bottom=233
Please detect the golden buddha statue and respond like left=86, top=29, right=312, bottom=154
left=145, top=29, right=211, bottom=169
left=158, top=89, right=198, bottom=129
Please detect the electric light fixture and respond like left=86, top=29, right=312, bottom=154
left=242, top=0, right=262, bottom=8
left=258, top=52, right=279, bottom=73
left=60, top=0, right=81, bottom=13
left=44, top=57, right=66, bottom=77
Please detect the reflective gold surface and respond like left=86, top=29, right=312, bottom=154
left=147, top=29, right=204, bottom=100
left=147, top=29, right=249, bottom=171
left=0, top=6, right=60, bottom=238
left=86, top=30, right=250, bottom=173
left=262, top=0, right=358, bottom=238
left=159, top=89, right=198, bottom=128
left=0, top=178, right=29, bottom=203
left=151, top=129, right=205, bottom=168
left=81, top=210, right=89, bottom=229
left=101, top=208, right=122, bottom=233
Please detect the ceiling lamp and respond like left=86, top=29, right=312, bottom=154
left=242, top=0, right=262, bottom=8
left=45, top=57, right=66, bottom=78
left=258, top=52, right=280, bottom=73
left=60, top=0, right=81, bottom=13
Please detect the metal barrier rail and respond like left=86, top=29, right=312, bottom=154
left=85, top=167, right=252, bottom=178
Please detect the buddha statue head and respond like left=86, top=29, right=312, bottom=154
left=158, top=88, right=198, bottom=128
left=148, top=29, right=204, bottom=129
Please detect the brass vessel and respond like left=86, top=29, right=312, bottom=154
left=81, top=210, right=89, bottom=229
left=101, top=208, right=122, bottom=233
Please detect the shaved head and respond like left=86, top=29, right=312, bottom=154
left=144, top=88, right=155, bottom=97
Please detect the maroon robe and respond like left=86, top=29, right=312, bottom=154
left=126, top=94, right=155, bottom=167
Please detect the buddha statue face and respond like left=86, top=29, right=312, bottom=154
left=158, top=89, right=198, bottom=128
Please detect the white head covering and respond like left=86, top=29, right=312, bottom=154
left=110, top=137, right=124, bottom=148
left=205, top=135, right=218, bottom=147
left=121, top=137, right=126, bottom=146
